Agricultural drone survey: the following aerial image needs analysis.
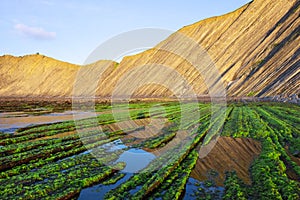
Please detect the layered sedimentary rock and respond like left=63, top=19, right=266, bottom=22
left=0, top=0, right=299, bottom=98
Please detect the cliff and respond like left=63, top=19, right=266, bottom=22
left=0, top=0, right=299, bottom=99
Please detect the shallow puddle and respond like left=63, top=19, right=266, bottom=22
left=184, top=178, right=224, bottom=199
left=190, top=136, right=262, bottom=185
left=0, top=111, right=94, bottom=133
left=78, top=140, right=156, bottom=199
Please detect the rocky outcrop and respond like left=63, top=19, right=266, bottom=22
left=259, top=94, right=300, bottom=104
left=0, top=54, right=117, bottom=98
left=0, top=0, right=299, bottom=99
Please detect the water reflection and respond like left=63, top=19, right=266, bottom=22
left=0, top=110, right=91, bottom=133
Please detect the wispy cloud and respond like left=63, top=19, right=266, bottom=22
left=40, top=0, right=54, bottom=6
left=14, top=23, right=56, bottom=40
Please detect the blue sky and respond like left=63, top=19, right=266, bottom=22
left=0, top=0, right=251, bottom=64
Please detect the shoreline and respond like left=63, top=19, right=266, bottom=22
left=0, top=95, right=298, bottom=105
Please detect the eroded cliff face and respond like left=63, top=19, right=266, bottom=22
left=102, top=0, right=299, bottom=98
left=0, top=54, right=117, bottom=98
left=0, top=54, right=79, bottom=97
left=0, top=0, right=299, bottom=99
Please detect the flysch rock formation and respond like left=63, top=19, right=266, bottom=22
left=0, top=0, right=299, bottom=101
